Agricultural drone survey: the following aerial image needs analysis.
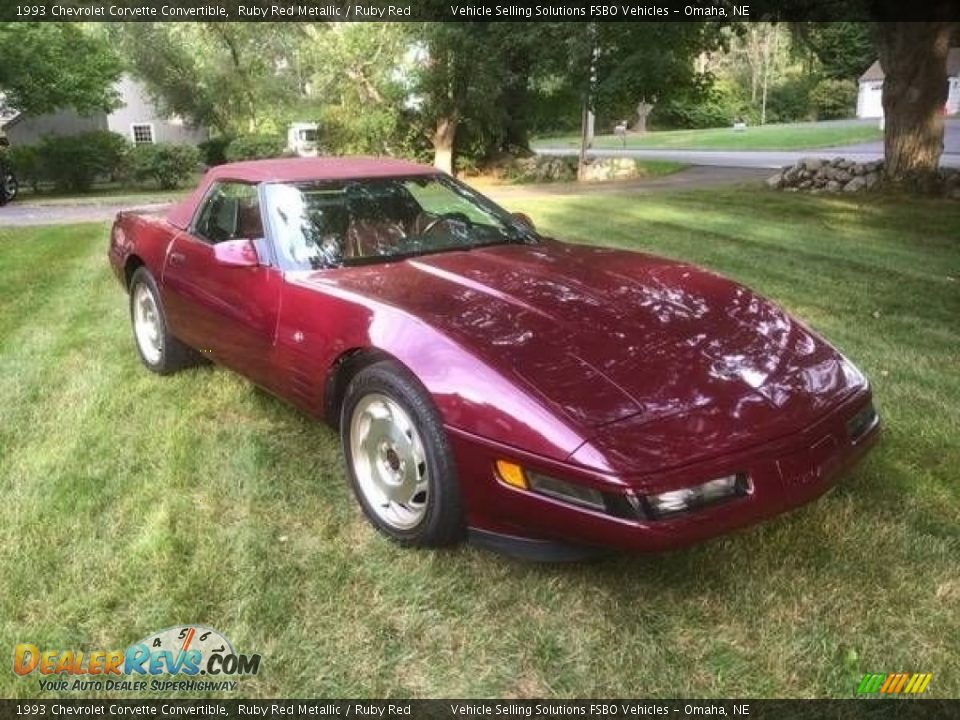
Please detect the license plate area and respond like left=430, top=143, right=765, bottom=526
left=777, top=435, right=839, bottom=488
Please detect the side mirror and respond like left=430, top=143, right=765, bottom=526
left=511, top=212, right=536, bottom=232
left=213, top=238, right=260, bottom=268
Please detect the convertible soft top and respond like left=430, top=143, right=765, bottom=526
left=167, top=156, right=437, bottom=230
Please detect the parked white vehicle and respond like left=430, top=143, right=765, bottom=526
left=287, top=122, right=319, bottom=157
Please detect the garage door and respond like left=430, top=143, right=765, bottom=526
left=858, top=82, right=883, bottom=118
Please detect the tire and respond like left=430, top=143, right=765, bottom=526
left=340, top=361, right=465, bottom=547
left=4, top=172, right=17, bottom=202
left=128, top=267, right=195, bottom=375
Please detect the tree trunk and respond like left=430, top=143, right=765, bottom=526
left=636, top=100, right=654, bottom=133
left=578, top=100, right=590, bottom=181
left=432, top=116, right=457, bottom=175
left=876, top=22, right=955, bottom=178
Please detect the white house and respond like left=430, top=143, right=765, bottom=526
left=857, top=48, right=960, bottom=119
left=1, top=76, right=208, bottom=147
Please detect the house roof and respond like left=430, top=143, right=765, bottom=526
left=166, top=156, right=438, bottom=230
left=860, top=48, right=960, bottom=82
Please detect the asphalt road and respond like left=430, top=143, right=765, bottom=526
left=536, top=118, right=960, bottom=169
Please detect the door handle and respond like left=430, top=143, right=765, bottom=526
left=169, top=251, right=186, bottom=265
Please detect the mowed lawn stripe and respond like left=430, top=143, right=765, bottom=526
left=0, top=189, right=958, bottom=699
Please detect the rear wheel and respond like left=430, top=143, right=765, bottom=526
left=341, top=361, right=464, bottom=547
left=129, top=267, right=195, bottom=375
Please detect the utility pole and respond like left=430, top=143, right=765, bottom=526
left=578, top=23, right=598, bottom=182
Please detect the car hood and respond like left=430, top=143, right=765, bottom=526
left=308, top=241, right=865, bottom=449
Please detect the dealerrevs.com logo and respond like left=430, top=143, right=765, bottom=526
left=13, top=626, right=261, bottom=692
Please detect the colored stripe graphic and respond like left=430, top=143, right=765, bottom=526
left=857, top=673, right=885, bottom=694
left=859, top=672, right=932, bottom=695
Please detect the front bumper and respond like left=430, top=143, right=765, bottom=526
left=449, top=391, right=879, bottom=554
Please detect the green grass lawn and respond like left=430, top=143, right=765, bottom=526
left=1, top=188, right=958, bottom=700
left=534, top=120, right=883, bottom=151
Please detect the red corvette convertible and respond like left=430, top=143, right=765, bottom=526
left=109, top=157, right=879, bottom=559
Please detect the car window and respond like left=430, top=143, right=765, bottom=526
left=263, top=175, right=534, bottom=270
left=193, top=182, right=263, bottom=244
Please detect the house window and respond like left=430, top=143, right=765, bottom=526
left=131, top=124, right=154, bottom=145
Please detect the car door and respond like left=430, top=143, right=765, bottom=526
left=161, top=181, right=282, bottom=389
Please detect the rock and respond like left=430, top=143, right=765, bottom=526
left=784, top=187, right=799, bottom=192
left=766, top=172, right=784, bottom=189
left=581, top=157, right=637, bottom=181
left=844, top=176, right=867, bottom=192
left=826, top=180, right=842, bottom=192
left=835, top=170, right=852, bottom=183
left=798, top=180, right=813, bottom=190
left=866, top=160, right=884, bottom=173
left=949, top=186, right=960, bottom=201
left=863, top=172, right=881, bottom=190
left=802, top=158, right=824, bottom=172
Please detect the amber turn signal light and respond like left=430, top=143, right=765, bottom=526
left=495, top=460, right=528, bottom=489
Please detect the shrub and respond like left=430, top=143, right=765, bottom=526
left=650, top=80, right=752, bottom=130
left=130, top=143, right=200, bottom=190
left=810, top=78, right=858, bottom=120
left=8, top=145, right=42, bottom=192
left=198, top=136, right=232, bottom=167
left=225, top=135, right=286, bottom=162
left=765, top=76, right=817, bottom=124
left=36, top=131, right=131, bottom=192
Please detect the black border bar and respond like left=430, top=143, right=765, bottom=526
left=1, top=0, right=958, bottom=22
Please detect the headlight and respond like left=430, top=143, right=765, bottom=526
left=495, top=460, right=749, bottom=520
left=645, top=474, right=747, bottom=518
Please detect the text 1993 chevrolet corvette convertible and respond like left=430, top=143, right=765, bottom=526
left=109, top=157, right=879, bottom=559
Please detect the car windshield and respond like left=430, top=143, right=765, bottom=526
left=263, top=174, right=535, bottom=270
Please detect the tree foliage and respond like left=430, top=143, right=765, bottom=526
left=792, top=22, right=875, bottom=80
left=0, top=23, right=121, bottom=115
left=110, top=22, right=316, bottom=136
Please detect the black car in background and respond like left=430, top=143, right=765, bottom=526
left=0, top=137, right=17, bottom=205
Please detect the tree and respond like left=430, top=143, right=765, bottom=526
left=111, top=23, right=315, bottom=136
left=560, top=22, right=721, bottom=174
left=412, top=23, right=514, bottom=173
left=305, top=23, right=417, bottom=156
left=784, top=3, right=957, bottom=180
left=578, top=22, right=724, bottom=130
left=0, top=23, right=121, bottom=115
left=876, top=22, right=956, bottom=178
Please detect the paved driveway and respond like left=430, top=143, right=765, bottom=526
left=0, top=202, right=170, bottom=228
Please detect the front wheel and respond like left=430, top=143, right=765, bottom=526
left=128, top=267, right=195, bottom=375
left=3, top=172, right=17, bottom=202
left=341, top=361, right=464, bottom=547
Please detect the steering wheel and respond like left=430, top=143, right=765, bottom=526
left=420, top=212, right=472, bottom=236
